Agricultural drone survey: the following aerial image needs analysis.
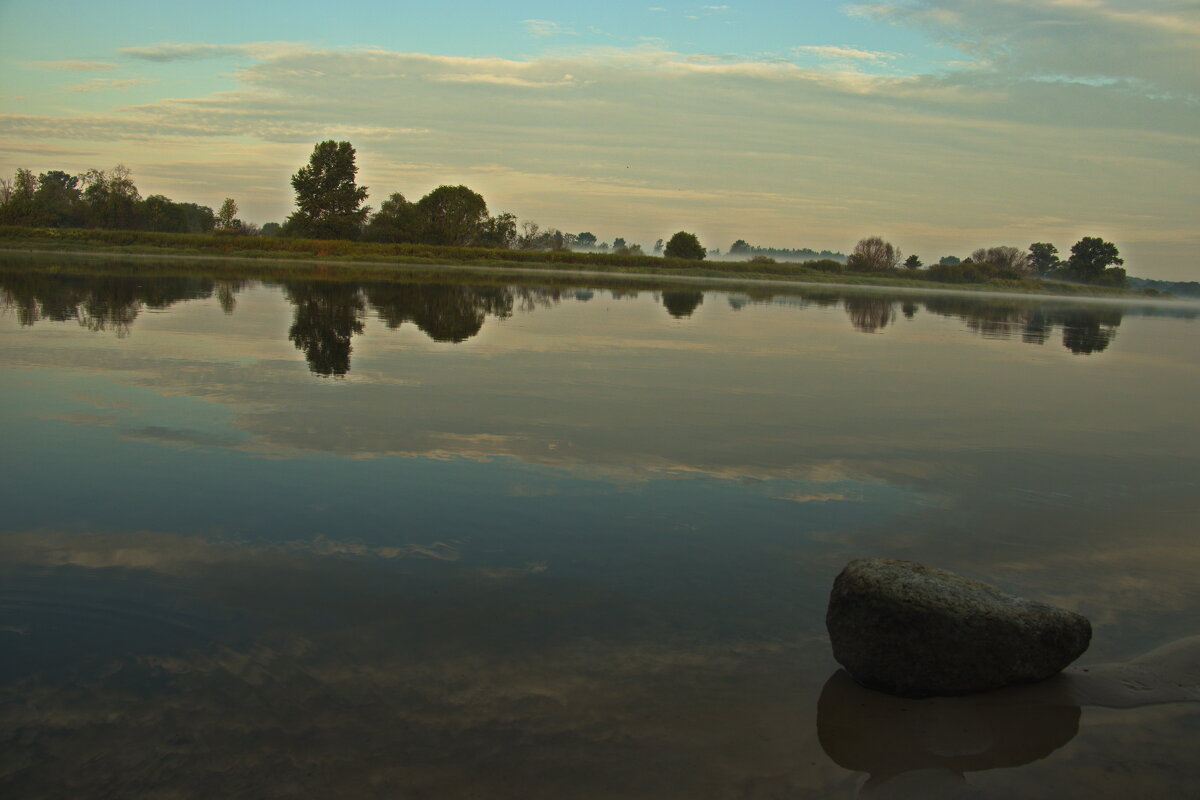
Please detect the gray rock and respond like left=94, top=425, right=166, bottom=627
left=826, top=558, right=1091, bottom=697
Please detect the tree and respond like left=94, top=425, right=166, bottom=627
left=904, top=254, right=922, bottom=269
left=475, top=212, right=518, bottom=249
left=653, top=238, right=664, bottom=255
left=79, top=165, right=141, bottom=230
left=1065, top=237, right=1123, bottom=282
left=34, top=170, right=83, bottom=227
left=285, top=140, right=369, bottom=240
left=261, top=222, right=283, bottom=237
left=1028, top=243, right=1060, bottom=277
left=664, top=231, right=705, bottom=260
left=939, top=255, right=961, bottom=266
left=576, top=231, right=598, bottom=248
left=729, top=239, right=751, bottom=255
left=970, top=246, right=1031, bottom=274
left=847, top=236, right=900, bottom=272
left=0, top=168, right=38, bottom=225
left=416, top=185, right=488, bottom=246
left=216, top=198, right=239, bottom=230
left=363, top=192, right=421, bottom=243
left=517, top=220, right=542, bottom=249
left=612, top=237, right=626, bottom=250
left=141, top=194, right=187, bottom=233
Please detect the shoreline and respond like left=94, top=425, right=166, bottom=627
left=0, top=243, right=1171, bottom=306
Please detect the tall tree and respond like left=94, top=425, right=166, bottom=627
left=1028, top=243, right=1060, bottom=277
left=34, top=171, right=82, bottom=227
left=216, top=198, right=239, bottom=230
left=286, top=140, right=369, bottom=240
left=416, top=185, right=488, bottom=246
left=1066, top=237, right=1123, bottom=282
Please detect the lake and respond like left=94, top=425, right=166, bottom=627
left=2, top=253, right=1198, bottom=798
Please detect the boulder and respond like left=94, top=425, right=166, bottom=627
left=826, top=558, right=1091, bottom=697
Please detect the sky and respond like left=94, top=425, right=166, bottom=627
left=1, top=0, right=1197, bottom=278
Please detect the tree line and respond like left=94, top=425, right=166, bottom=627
left=0, top=166, right=250, bottom=235
left=282, top=141, right=714, bottom=260
left=840, top=235, right=1128, bottom=287
left=0, top=140, right=1132, bottom=287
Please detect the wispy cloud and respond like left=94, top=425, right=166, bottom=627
left=26, top=60, right=117, bottom=72
left=120, top=41, right=309, bottom=62
left=66, top=78, right=155, bottom=93
left=792, top=45, right=897, bottom=63
left=430, top=72, right=577, bottom=88
left=522, top=19, right=574, bottom=37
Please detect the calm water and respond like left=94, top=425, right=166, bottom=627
left=2, top=255, right=1199, bottom=798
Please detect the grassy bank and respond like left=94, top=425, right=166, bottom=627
left=0, top=226, right=1148, bottom=299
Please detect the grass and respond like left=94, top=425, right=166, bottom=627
left=0, top=225, right=1150, bottom=299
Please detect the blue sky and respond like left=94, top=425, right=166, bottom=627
left=2, top=1, right=1198, bottom=278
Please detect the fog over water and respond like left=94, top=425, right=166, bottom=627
left=2, top=256, right=1198, bottom=798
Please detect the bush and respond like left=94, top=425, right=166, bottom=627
left=928, top=263, right=985, bottom=283
left=663, top=231, right=706, bottom=260
left=749, top=255, right=776, bottom=264
left=803, top=259, right=843, bottom=274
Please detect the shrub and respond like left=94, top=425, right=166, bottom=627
left=928, top=263, right=985, bottom=283
left=804, top=259, right=843, bottom=274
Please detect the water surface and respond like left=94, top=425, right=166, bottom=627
left=2, top=255, right=1198, bottom=798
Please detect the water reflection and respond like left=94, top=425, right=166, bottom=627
left=0, top=269, right=238, bottom=336
left=818, top=670, right=1080, bottom=796
left=283, top=281, right=366, bottom=377
left=844, top=296, right=895, bottom=334
left=661, top=290, right=704, bottom=318
left=366, top=282, right=514, bottom=342
left=4, top=263, right=1199, bottom=378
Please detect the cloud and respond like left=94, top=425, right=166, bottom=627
left=430, top=72, right=577, bottom=88
left=26, top=59, right=117, bottom=71
left=522, top=19, right=573, bottom=37
left=849, top=0, right=1200, bottom=97
left=120, top=41, right=309, bottom=62
left=3, top=37, right=1196, bottom=277
left=792, top=45, right=897, bottom=63
left=65, top=77, right=155, bottom=93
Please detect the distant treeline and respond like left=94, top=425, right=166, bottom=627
left=1127, top=277, right=1200, bottom=299
left=0, top=166, right=222, bottom=234
left=728, top=240, right=846, bottom=263
left=0, top=141, right=1181, bottom=294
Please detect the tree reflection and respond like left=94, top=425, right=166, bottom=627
left=283, top=282, right=365, bottom=377
left=1059, top=308, right=1122, bottom=354
left=661, top=291, right=704, bottom=318
left=0, top=270, right=223, bottom=336
left=843, top=296, right=895, bottom=333
left=364, top=283, right=514, bottom=343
